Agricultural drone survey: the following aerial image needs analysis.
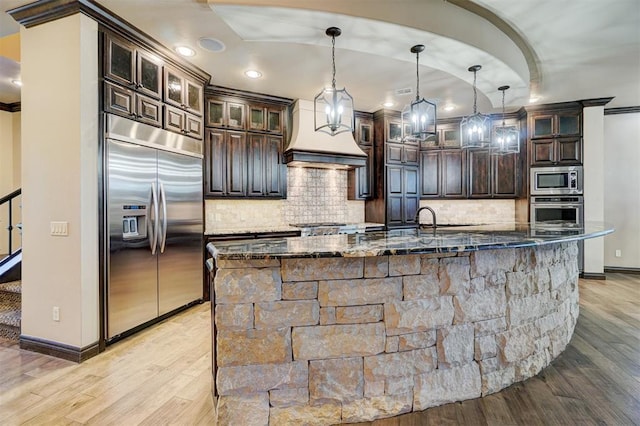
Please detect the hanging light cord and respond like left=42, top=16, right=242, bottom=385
left=501, top=89, right=506, bottom=127
left=472, top=68, right=478, bottom=114
left=415, top=50, right=420, bottom=101
left=331, top=34, right=337, bottom=90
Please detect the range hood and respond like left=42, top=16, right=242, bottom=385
left=283, top=99, right=367, bottom=168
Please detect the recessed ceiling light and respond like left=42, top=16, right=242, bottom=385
left=175, top=46, right=195, bottom=57
left=382, top=101, right=394, bottom=108
left=11, top=79, right=22, bottom=87
left=444, top=104, right=455, bottom=111
left=245, top=70, right=262, bottom=79
left=198, top=37, right=226, bottom=53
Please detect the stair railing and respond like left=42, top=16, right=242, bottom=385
left=0, top=188, right=22, bottom=261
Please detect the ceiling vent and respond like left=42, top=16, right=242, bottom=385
left=395, top=87, right=413, bottom=96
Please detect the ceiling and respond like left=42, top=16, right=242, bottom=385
left=0, top=0, right=639, bottom=116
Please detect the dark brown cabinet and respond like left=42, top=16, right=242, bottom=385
left=104, top=33, right=162, bottom=99
left=386, top=165, right=419, bottom=227
left=104, top=82, right=162, bottom=127
left=420, top=149, right=466, bottom=198
left=164, top=66, right=203, bottom=116
left=247, top=134, right=285, bottom=197
left=204, top=129, right=246, bottom=197
left=164, top=104, right=203, bottom=139
left=204, top=89, right=289, bottom=199
left=467, top=149, right=519, bottom=198
left=349, top=114, right=375, bottom=200
left=529, top=109, right=582, bottom=166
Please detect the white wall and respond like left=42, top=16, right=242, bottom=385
left=603, top=111, right=640, bottom=269
left=21, top=14, right=99, bottom=348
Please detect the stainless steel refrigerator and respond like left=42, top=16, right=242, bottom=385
left=105, top=114, right=203, bottom=341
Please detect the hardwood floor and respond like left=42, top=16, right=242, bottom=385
left=0, top=273, right=638, bottom=425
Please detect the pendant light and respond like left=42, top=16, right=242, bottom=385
left=492, top=85, right=520, bottom=155
left=460, top=65, right=491, bottom=148
left=401, top=44, right=436, bottom=142
left=314, top=27, right=354, bottom=136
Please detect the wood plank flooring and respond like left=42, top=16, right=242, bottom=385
left=0, top=273, right=637, bottom=425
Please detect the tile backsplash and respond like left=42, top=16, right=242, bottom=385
left=418, top=199, right=516, bottom=225
left=205, top=167, right=364, bottom=234
left=284, top=167, right=348, bottom=224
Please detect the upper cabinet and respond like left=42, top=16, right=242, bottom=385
left=348, top=114, right=375, bottom=200
left=528, top=108, right=582, bottom=166
left=102, top=30, right=208, bottom=140
left=203, top=88, right=291, bottom=199
left=164, top=66, right=203, bottom=116
left=104, top=33, right=162, bottom=99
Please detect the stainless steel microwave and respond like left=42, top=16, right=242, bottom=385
left=530, top=166, right=583, bottom=195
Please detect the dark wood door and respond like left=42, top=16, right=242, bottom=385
left=185, top=79, right=203, bottom=116
left=404, top=166, right=420, bottom=224
left=403, top=145, right=420, bottom=165
left=264, top=135, right=284, bottom=197
left=136, top=49, right=162, bottom=99
left=349, top=146, right=373, bottom=200
left=556, top=137, right=582, bottom=164
left=226, top=131, right=247, bottom=196
left=556, top=111, right=581, bottom=136
left=164, top=67, right=185, bottom=109
left=205, top=129, right=226, bottom=196
left=247, top=134, right=265, bottom=196
left=386, top=143, right=403, bottom=163
left=386, top=165, right=404, bottom=226
left=531, top=139, right=555, bottom=165
left=104, top=82, right=135, bottom=119
left=468, top=149, right=491, bottom=198
left=493, top=152, right=519, bottom=197
left=184, top=112, right=203, bottom=139
left=135, top=93, right=162, bottom=127
left=420, top=150, right=439, bottom=198
left=441, top=149, right=466, bottom=198
left=105, top=34, right=135, bottom=88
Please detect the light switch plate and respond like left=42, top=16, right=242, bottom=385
left=50, top=221, right=69, bottom=236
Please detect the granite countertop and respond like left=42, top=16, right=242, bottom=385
left=206, top=222, right=385, bottom=236
left=207, top=221, right=614, bottom=260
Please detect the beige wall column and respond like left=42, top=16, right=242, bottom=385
left=20, top=14, right=99, bottom=349
left=583, top=106, right=605, bottom=275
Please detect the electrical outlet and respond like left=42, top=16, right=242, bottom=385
left=615, top=249, right=622, bottom=258
left=52, top=306, right=60, bottom=321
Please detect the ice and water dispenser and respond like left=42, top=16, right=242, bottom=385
left=122, top=205, right=148, bottom=239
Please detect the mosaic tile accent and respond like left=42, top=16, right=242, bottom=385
left=284, top=168, right=348, bottom=224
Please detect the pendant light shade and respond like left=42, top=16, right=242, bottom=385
left=460, top=65, right=491, bottom=148
left=314, top=27, right=354, bottom=136
left=492, top=85, right=520, bottom=155
left=401, top=44, right=436, bottom=142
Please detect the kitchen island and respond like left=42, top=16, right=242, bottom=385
left=207, top=222, right=613, bottom=425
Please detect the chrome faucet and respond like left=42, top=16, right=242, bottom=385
left=415, top=206, right=437, bottom=229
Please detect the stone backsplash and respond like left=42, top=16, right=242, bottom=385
left=418, top=199, right=516, bottom=225
left=212, top=242, right=580, bottom=424
left=205, top=168, right=364, bottom=233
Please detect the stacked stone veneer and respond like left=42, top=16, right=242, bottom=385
left=212, top=241, right=580, bottom=425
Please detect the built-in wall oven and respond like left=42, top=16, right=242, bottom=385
left=530, top=195, right=584, bottom=225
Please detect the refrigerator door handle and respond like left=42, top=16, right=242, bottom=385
left=150, top=182, right=159, bottom=255
left=159, top=182, right=168, bottom=253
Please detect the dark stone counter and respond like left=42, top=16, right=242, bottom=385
left=207, top=222, right=614, bottom=260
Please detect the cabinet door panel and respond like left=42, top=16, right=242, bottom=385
left=557, top=112, right=580, bottom=136
left=137, top=50, right=162, bottom=99
left=186, top=80, right=203, bottom=115
left=386, top=196, right=403, bottom=226
left=267, top=109, right=283, bottom=133
left=247, top=134, right=265, bottom=196
left=184, top=113, right=203, bottom=139
left=468, top=149, right=491, bottom=198
left=557, top=137, right=582, bottom=164
left=227, top=132, right=247, bottom=196
left=136, top=93, right=162, bottom=127
left=387, top=166, right=403, bottom=195
left=493, top=152, right=518, bottom=197
left=403, top=146, right=419, bottom=164
left=205, top=130, right=226, bottom=196
left=207, top=99, right=225, bottom=127
left=164, top=105, right=184, bottom=134
left=404, top=166, right=420, bottom=224
left=227, top=103, right=246, bottom=129
left=249, top=106, right=266, bottom=131
left=105, top=82, right=135, bottom=118
left=531, top=139, right=555, bottom=165
left=420, top=151, right=440, bottom=198
left=105, top=35, right=134, bottom=87
left=532, top=115, right=554, bottom=138
left=442, top=150, right=466, bottom=198
left=386, top=143, right=403, bottom=163
left=264, top=136, right=284, bottom=197
left=165, top=69, right=184, bottom=107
